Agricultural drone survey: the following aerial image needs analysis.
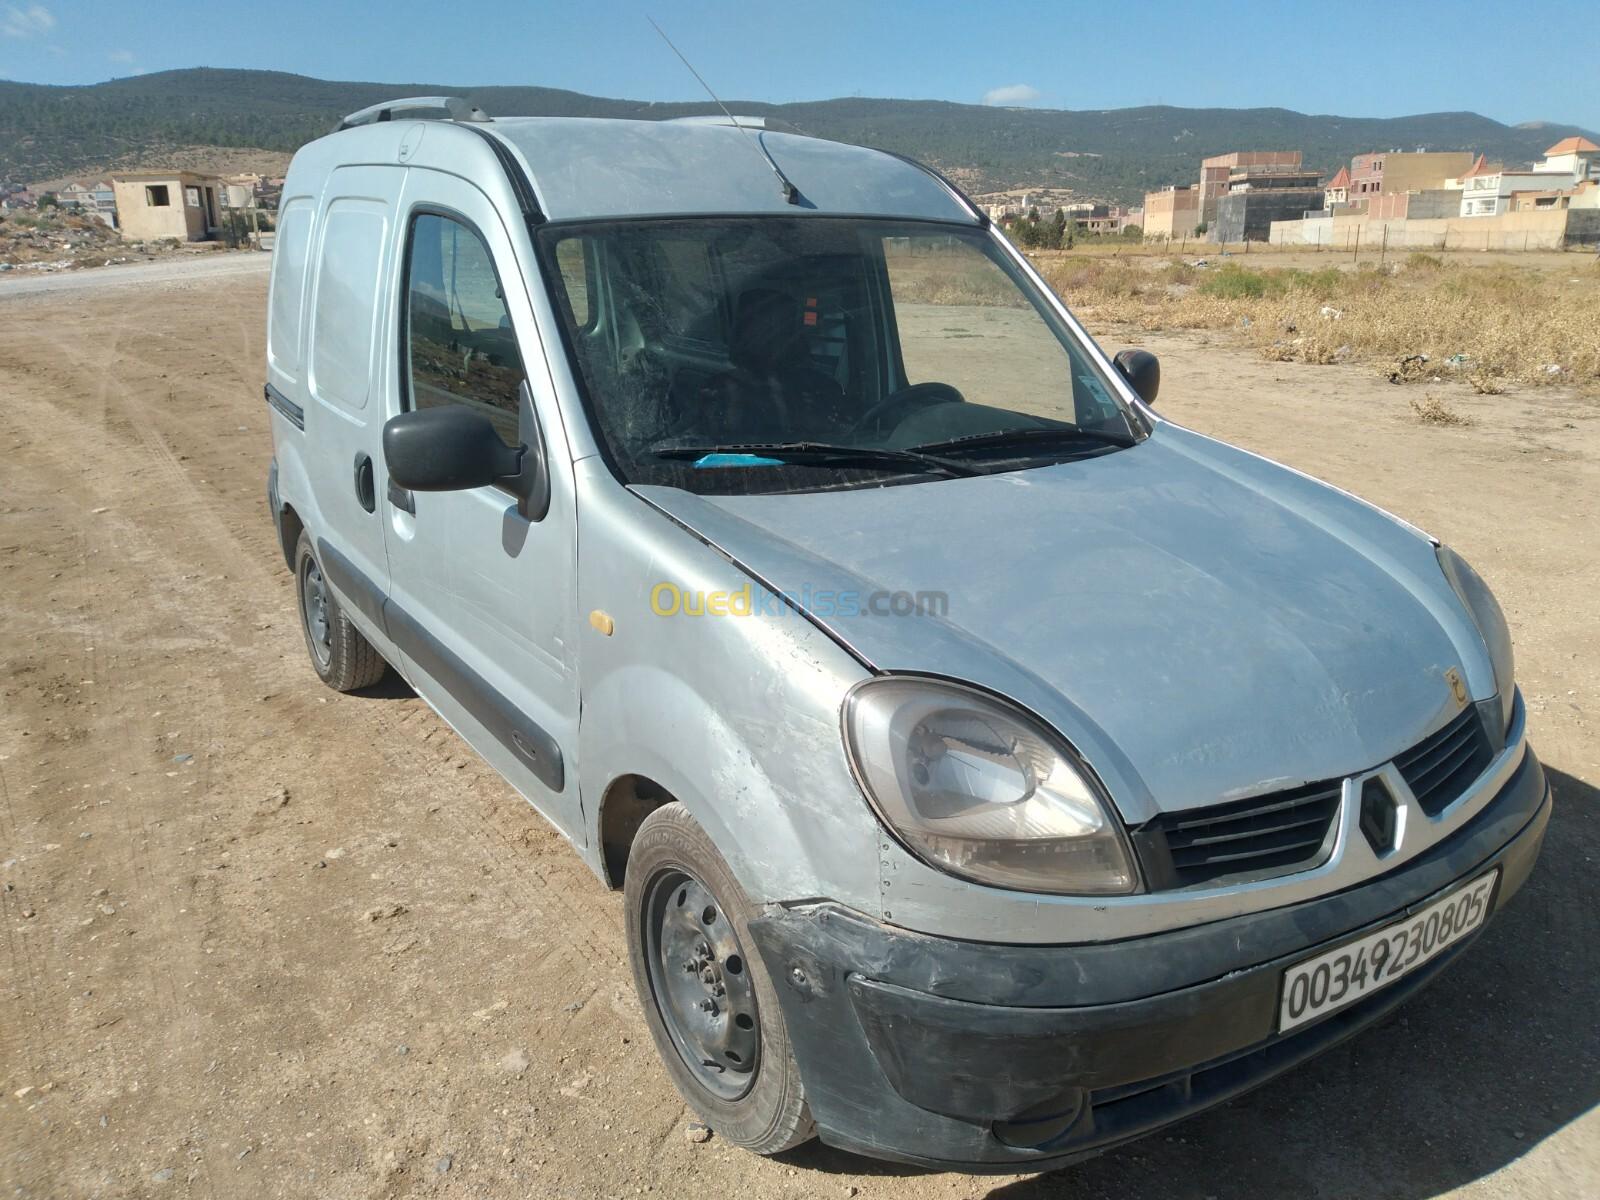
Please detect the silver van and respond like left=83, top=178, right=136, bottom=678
left=264, top=98, right=1549, bottom=1171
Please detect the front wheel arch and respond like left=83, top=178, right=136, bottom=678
left=597, top=773, right=675, bottom=889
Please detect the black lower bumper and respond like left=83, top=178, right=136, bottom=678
left=749, top=747, right=1550, bottom=1172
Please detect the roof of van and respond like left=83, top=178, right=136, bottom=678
left=303, top=114, right=978, bottom=226
left=488, top=117, right=978, bottom=224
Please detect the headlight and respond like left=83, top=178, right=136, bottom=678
left=1436, top=544, right=1515, bottom=731
left=842, top=678, right=1139, bottom=895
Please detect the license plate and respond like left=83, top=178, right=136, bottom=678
left=1278, top=868, right=1499, bottom=1033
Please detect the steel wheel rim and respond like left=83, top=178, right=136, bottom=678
left=643, top=868, right=760, bottom=1101
left=301, top=558, right=332, bottom=667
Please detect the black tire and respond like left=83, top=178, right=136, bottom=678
left=293, top=531, right=387, bottom=692
left=625, top=802, right=815, bottom=1154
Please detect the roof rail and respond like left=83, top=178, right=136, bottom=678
left=668, top=114, right=768, bottom=129
left=336, top=96, right=491, bottom=132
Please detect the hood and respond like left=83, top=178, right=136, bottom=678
left=633, top=424, right=1492, bottom=823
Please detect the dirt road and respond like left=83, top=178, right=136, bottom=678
left=1, top=268, right=1596, bottom=1199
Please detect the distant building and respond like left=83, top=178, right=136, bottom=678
left=1535, top=136, right=1600, bottom=183
left=1141, top=184, right=1202, bottom=240
left=1348, top=152, right=1385, bottom=196
left=55, top=180, right=118, bottom=228
left=1376, top=151, right=1476, bottom=195
left=1063, top=202, right=1133, bottom=234
left=1509, top=179, right=1600, bottom=211
left=1214, top=187, right=1327, bottom=243
left=1457, top=146, right=1588, bottom=217
left=111, top=172, right=224, bottom=241
left=1199, top=151, right=1303, bottom=221
left=1324, top=166, right=1351, bottom=209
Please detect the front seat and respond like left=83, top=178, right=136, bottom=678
left=697, top=287, right=846, bottom=442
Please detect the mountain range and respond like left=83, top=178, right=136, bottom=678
left=3, top=68, right=1595, bottom=204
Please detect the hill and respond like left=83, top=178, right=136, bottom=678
left=2, top=68, right=1595, bottom=204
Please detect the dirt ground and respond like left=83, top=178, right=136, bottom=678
left=1, top=260, right=1597, bottom=1200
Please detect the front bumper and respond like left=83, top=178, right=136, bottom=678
left=749, top=746, right=1550, bottom=1171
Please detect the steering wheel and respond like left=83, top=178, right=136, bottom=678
left=850, top=381, right=964, bottom=441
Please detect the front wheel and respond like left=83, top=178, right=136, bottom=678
left=624, top=803, right=814, bottom=1154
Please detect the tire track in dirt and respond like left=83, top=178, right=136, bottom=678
left=26, top=285, right=625, bottom=1000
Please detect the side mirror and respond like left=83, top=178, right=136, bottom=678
left=1113, top=348, right=1160, bottom=406
left=383, top=406, right=522, bottom=492
left=381, top=381, right=550, bottom=522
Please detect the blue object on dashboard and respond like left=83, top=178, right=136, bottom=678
left=693, top=453, right=786, bottom=469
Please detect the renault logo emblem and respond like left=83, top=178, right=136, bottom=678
left=1445, top=667, right=1468, bottom=707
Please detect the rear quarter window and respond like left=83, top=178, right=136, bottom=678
left=267, top=198, right=313, bottom=379
left=310, top=200, right=389, bottom=410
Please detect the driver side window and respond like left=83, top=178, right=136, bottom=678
left=403, top=212, right=525, bottom=447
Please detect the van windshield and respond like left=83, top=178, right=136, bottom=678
left=538, top=218, right=1139, bottom=495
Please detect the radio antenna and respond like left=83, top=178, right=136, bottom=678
left=646, top=15, right=802, bottom=205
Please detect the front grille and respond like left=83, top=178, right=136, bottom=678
left=1141, top=779, right=1342, bottom=889
left=1395, top=706, right=1493, bottom=816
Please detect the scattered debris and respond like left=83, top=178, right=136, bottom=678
left=435, top=1154, right=453, bottom=1174
left=172, top=753, right=194, bottom=765
left=1468, top=369, right=1506, bottom=395
left=1385, top=354, right=1431, bottom=384
left=1409, top=394, right=1474, bottom=427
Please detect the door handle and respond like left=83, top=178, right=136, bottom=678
left=353, top=452, right=376, bottom=513
left=387, top=479, right=415, bottom=515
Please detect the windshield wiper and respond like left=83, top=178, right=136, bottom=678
left=652, top=441, right=980, bottom=478
left=908, top=425, right=1137, bottom=458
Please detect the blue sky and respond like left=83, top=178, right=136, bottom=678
left=3, top=0, right=1596, bottom=130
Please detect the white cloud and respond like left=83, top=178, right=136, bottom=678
left=982, top=83, right=1041, bottom=107
left=108, top=48, right=135, bottom=63
left=1, top=3, right=55, bottom=38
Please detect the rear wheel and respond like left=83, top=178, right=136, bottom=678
left=625, top=803, right=814, bottom=1154
left=293, top=531, right=386, bottom=692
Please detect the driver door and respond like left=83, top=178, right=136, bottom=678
left=379, top=170, right=582, bottom=841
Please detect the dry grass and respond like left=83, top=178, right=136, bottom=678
left=1409, top=393, right=1475, bottom=427
left=1031, top=253, right=1600, bottom=394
